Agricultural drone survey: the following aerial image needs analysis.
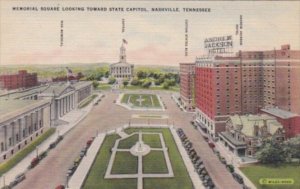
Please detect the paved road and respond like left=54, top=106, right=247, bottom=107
left=16, top=90, right=241, bottom=189
left=160, top=94, right=242, bottom=189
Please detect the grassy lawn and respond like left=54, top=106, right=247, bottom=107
left=143, top=151, right=168, bottom=174
left=0, top=128, right=56, bottom=176
left=111, top=152, right=138, bottom=174
left=121, top=94, right=161, bottom=108
left=142, top=134, right=162, bottom=148
left=125, top=128, right=193, bottom=189
left=78, top=94, right=97, bottom=109
left=97, top=83, right=111, bottom=90
left=240, top=163, right=300, bottom=189
left=118, top=134, right=138, bottom=149
left=83, top=134, right=138, bottom=189
left=121, top=85, right=179, bottom=92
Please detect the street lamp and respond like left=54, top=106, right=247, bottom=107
left=36, top=145, right=39, bottom=158
left=66, top=175, right=69, bottom=188
left=3, top=174, right=5, bottom=187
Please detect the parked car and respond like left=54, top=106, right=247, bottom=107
left=9, top=173, right=26, bottom=187
left=67, top=165, right=76, bottom=177
left=232, top=172, right=244, bottom=184
left=74, top=156, right=82, bottom=166
left=30, top=157, right=39, bottom=168
left=55, top=185, right=65, bottom=189
left=49, top=142, right=57, bottom=149
left=208, top=142, right=215, bottom=148
left=80, top=147, right=88, bottom=157
left=39, top=151, right=47, bottom=160
left=56, top=135, right=64, bottom=143
left=203, top=136, right=209, bottom=142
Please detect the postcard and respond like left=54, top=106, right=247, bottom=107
left=0, top=1, right=299, bottom=189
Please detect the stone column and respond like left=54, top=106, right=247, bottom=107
left=18, top=119, right=22, bottom=142
left=21, top=116, right=26, bottom=139
left=11, top=122, right=15, bottom=146
left=40, top=108, right=44, bottom=128
left=60, top=99, right=63, bottom=117
left=30, top=113, right=34, bottom=134
left=4, top=125, right=7, bottom=150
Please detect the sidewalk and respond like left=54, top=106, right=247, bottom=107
left=0, top=93, right=102, bottom=187
left=214, top=141, right=257, bottom=189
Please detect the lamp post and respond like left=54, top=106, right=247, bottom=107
left=36, top=145, right=39, bottom=158
left=3, top=174, right=5, bottom=187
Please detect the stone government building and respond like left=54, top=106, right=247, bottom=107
left=0, top=99, right=51, bottom=162
left=0, top=81, right=93, bottom=162
left=109, top=42, right=134, bottom=80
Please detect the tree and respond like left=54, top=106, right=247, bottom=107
left=142, top=80, right=151, bottom=88
left=92, top=80, right=99, bottom=89
left=104, top=71, right=110, bottom=78
left=154, top=79, right=162, bottom=86
left=162, top=82, right=169, bottom=89
left=123, top=79, right=129, bottom=87
left=130, top=78, right=140, bottom=86
left=285, top=136, right=300, bottom=163
left=108, top=77, right=116, bottom=84
left=137, top=71, right=147, bottom=79
left=256, top=140, right=287, bottom=165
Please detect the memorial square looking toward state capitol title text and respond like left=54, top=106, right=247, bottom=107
left=0, top=1, right=300, bottom=189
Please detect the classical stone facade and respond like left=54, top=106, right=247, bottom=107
left=0, top=99, right=51, bottom=163
left=39, top=82, right=93, bottom=124
left=109, top=44, right=134, bottom=79
left=0, top=81, right=92, bottom=162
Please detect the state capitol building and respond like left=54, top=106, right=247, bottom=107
left=109, top=42, right=134, bottom=79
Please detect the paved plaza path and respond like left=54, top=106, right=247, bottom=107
left=13, top=90, right=241, bottom=189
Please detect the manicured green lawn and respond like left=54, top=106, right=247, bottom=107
left=142, top=134, right=162, bottom=148
left=125, top=128, right=193, bottom=189
left=0, top=128, right=56, bottom=176
left=97, top=83, right=111, bottom=90
left=121, top=94, right=161, bottom=108
left=83, top=134, right=138, bottom=189
left=118, top=134, right=138, bottom=149
left=240, top=163, right=300, bottom=189
left=112, top=152, right=138, bottom=174
left=143, top=151, right=168, bottom=174
left=121, top=85, right=179, bottom=92
left=84, top=128, right=193, bottom=189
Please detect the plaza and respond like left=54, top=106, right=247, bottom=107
left=83, top=127, right=194, bottom=189
left=6, top=90, right=240, bottom=189
left=118, top=93, right=164, bottom=111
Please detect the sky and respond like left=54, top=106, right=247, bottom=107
left=1, top=0, right=300, bottom=66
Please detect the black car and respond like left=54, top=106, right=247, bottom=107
left=9, top=173, right=26, bottom=187
left=232, top=172, right=244, bottom=184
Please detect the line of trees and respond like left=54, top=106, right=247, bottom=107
left=256, top=136, right=300, bottom=164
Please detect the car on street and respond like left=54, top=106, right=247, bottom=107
left=232, top=172, right=244, bottom=184
left=55, top=185, right=65, bottom=189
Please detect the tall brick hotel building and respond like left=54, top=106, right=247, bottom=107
left=0, top=70, right=38, bottom=90
left=193, top=45, right=300, bottom=138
